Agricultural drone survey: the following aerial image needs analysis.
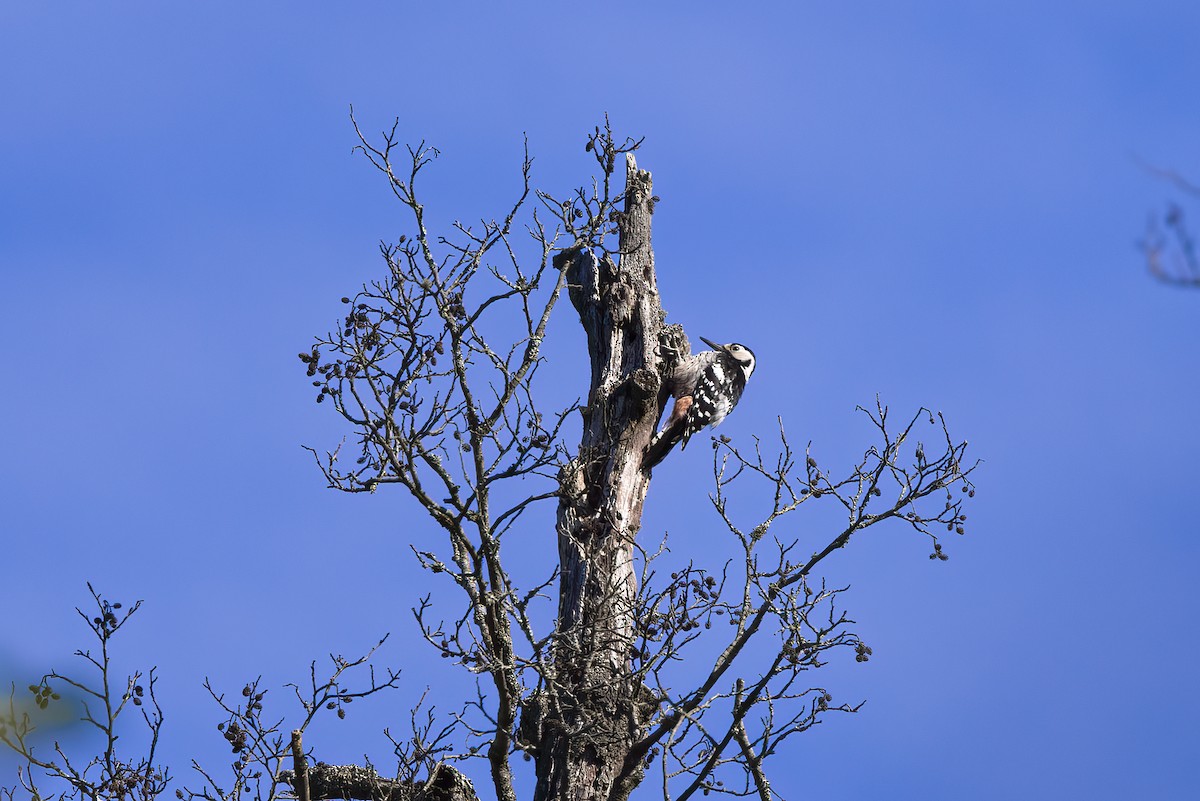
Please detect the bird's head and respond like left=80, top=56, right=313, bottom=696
left=700, top=337, right=756, bottom=379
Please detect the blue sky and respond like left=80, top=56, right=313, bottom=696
left=2, top=2, right=1199, bottom=799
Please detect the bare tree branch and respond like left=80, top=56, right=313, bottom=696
left=0, top=585, right=169, bottom=801
left=1137, top=158, right=1200, bottom=287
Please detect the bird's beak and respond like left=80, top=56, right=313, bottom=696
left=699, top=336, right=724, bottom=352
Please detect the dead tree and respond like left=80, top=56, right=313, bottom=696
left=284, top=117, right=977, bottom=801
left=3, top=119, right=976, bottom=801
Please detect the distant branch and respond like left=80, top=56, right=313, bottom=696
left=1137, top=158, right=1200, bottom=287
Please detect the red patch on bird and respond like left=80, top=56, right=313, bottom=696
left=667, top=396, right=693, bottom=426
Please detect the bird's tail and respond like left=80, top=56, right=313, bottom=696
left=643, top=419, right=686, bottom=470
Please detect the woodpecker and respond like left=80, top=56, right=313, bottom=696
left=643, top=337, right=756, bottom=469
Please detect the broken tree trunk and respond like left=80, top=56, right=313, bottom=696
left=533, top=154, right=671, bottom=801
left=281, top=763, right=477, bottom=801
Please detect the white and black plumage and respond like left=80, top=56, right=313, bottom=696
left=643, top=337, right=756, bottom=469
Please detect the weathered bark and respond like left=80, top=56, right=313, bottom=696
left=533, top=155, right=665, bottom=801
left=280, top=763, right=477, bottom=801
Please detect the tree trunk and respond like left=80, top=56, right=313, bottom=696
left=536, top=155, right=665, bottom=801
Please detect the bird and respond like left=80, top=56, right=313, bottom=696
left=643, top=337, right=756, bottom=469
